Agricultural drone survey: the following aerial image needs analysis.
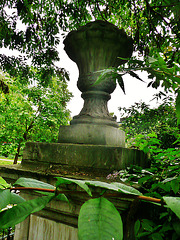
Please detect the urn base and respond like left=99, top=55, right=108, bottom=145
left=58, top=124, right=125, bottom=147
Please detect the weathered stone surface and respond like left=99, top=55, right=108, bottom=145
left=64, top=20, right=133, bottom=79
left=58, top=124, right=125, bottom=146
left=28, top=215, right=78, bottom=240
left=22, top=142, right=149, bottom=170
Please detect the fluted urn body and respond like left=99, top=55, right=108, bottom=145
left=58, top=20, right=133, bottom=146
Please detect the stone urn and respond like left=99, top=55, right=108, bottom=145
left=58, top=20, right=133, bottom=146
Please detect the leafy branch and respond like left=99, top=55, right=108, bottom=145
left=9, top=186, right=164, bottom=205
left=0, top=176, right=180, bottom=240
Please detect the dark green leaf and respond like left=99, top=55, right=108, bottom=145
left=151, top=232, right=164, bottom=240
left=0, top=189, right=11, bottom=209
left=134, top=220, right=141, bottom=236
left=172, top=221, right=180, bottom=236
left=55, top=193, right=69, bottom=202
left=175, top=91, right=180, bottom=125
left=0, top=195, right=54, bottom=229
left=117, top=75, right=125, bottom=94
left=9, top=192, right=25, bottom=204
left=163, top=197, right=180, bottom=219
left=128, top=71, right=144, bottom=82
left=141, top=219, right=154, bottom=232
left=78, top=197, right=123, bottom=240
left=171, top=180, right=179, bottom=194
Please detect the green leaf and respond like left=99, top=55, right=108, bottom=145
left=172, top=221, right=180, bottom=236
left=85, top=180, right=142, bottom=196
left=78, top=197, right=123, bottom=240
left=85, top=180, right=120, bottom=192
left=162, top=177, right=177, bottom=183
left=55, top=193, right=69, bottom=202
left=175, top=91, right=180, bottom=125
left=0, top=177, right=10, bottom=189
left=117, top=75, right=125, bottom=94
left=128, top=71, right=144, bottom=82
left=14, top=177, right=55, bottom=190
left=163, top=197, right=180, bottom=219
left=0, top=195, right=54, bottom=229
left=151, top=232, right=164, bottom=240
left=56, top=177, right=92, bottom=197
left=141, top=219, right=154, bottom=232
left=134, top=220, right=141, bottom=236
left=0, top=189, right=11, bottom=209
left=94, top=68, right=114, bottom=86
left=171, top=180, right=179, bottom=194
left=9, top=192, right=25, bottom=204
left=0, top=190, right=25, bottom=210
left=137, top=231, right=152, bottom=238
left=111, top=182, right=142, bottom=195
left=148, top=56, right=158, bottom=64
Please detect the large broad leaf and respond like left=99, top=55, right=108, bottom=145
left=176, top=91, right=180, bottom=125
left=85, top=180, right=142, bottom=196
left=56, top=177, right=92, bottom=197
left=14, top=177, right=55, bottom=190
left=0, top=190, right=25, bottom=210
left=0, top=195, right=54, bottom=229
left=111, top=182, right=142, bottom=196
left=0, top=177, right=10, bottom=189
left=0, top=189, right=11, bottom=210
left=163, top=197, right=180, bottom=219
left=85, top=180, right=120, bottom=192
left=9, top=192, right=25, bottom=204
left=78, top=197, right=123, bottom=240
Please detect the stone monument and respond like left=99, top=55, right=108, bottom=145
left=18, top=20, right=147, bottom=172
left=58, top=20, right=133, bottom=147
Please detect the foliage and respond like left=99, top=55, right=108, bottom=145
left=119, top=98, right=179, bottom=150
left=0, top=0, right=179, bottom=89
left=105, top=99, right=180, bottom=239
left=0, top=176, right=179, bottom=240
left=78, top=197, right=123, bottom=240
left=0, top=71, right=72, bottom=161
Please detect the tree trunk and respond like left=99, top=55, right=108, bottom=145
left=13, top=142, right=21, bottom=164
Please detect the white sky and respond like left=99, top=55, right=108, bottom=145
left=58, top=41, right=163, bottom=121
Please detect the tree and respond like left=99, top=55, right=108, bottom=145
left=0, top=0, right=179, bottom=88
left=0, top=71, right=72, bottom=162
left=119, top=97, right=179, bottom=149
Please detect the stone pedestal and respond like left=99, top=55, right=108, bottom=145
left=21, top=142, right=148, bottom=173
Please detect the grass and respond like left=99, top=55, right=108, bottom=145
left=0, top=160, right=14, bottom=165
left=0, top=156, right=21, bottom=165
left=0, top=156, right=14, bottom=161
